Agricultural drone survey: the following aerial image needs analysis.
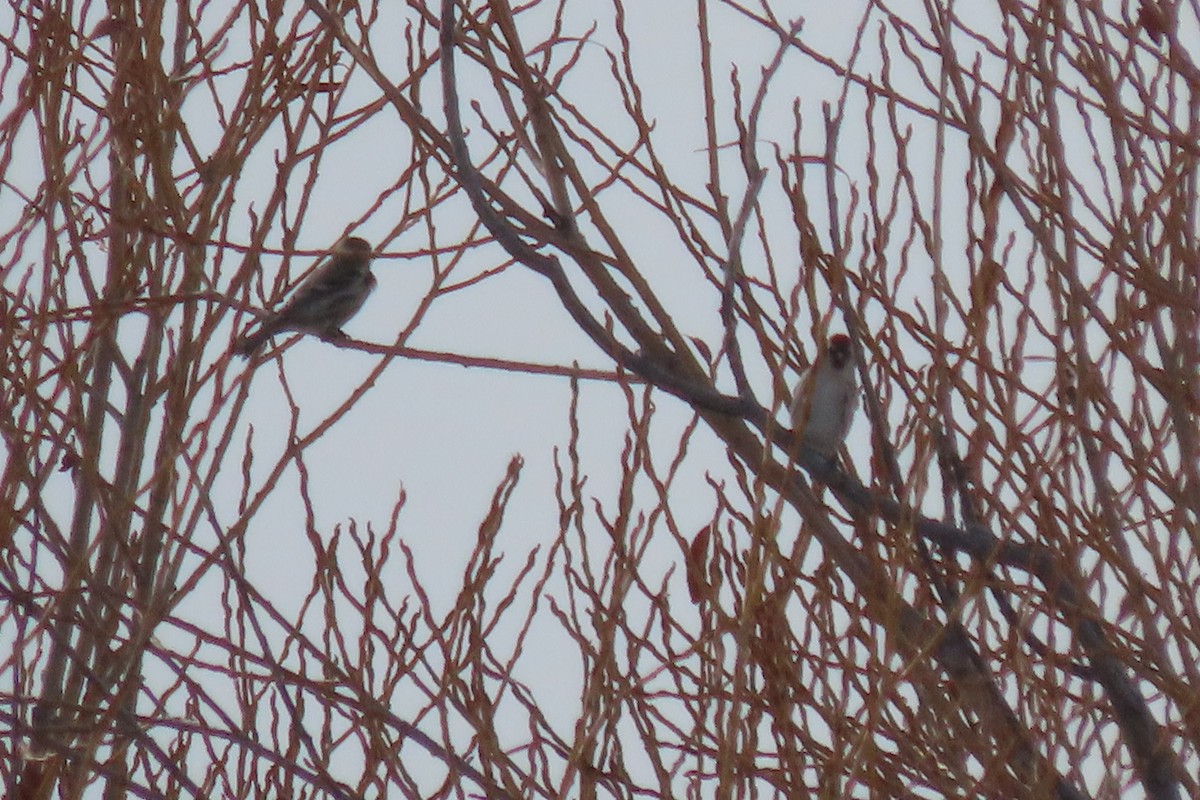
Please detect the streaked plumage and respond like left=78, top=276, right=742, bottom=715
left=790, top=333, right=857, bottom=457
left=233, top=237, right=376, bottom=358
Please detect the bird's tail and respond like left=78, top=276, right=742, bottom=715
left=232, top=325, right=272, bottom=358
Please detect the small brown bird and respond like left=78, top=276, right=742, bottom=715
left=790, top=333, right=858, bottom=458
left=233, top=237, right=376, bottom=358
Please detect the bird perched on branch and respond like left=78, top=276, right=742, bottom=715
left=791, top=333, right=858, bottom=458
left=233, top=236, right=376, bottom=358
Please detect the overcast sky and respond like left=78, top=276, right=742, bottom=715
left=3, top=0, right=1196, bottom=796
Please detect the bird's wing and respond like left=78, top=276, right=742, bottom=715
left=287, top=258, right=363, bottom=304
left=274, top=258, right=373, bottom=332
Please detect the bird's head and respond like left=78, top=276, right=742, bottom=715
left=827, top=333, right=853, bottom=369
left=338, top=237, right=373, bottom=259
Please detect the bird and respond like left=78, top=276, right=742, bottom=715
left=790, top=333, right=858, bottom=458
left=233, top=236, right=376, bottom=358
